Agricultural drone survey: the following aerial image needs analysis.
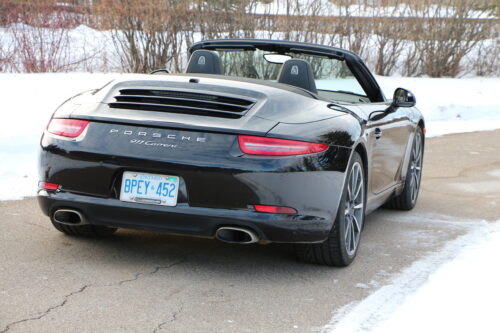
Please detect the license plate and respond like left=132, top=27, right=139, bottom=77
left=119, top=171, right=179, bottom=206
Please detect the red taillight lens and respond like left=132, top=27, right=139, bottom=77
left=47, top=118, right=89, bottom=138
left=238, top=135, right=328, bottom=156
left=41, top=182, right=59, bottom=191
left=254, top=205, right=297, bottom=214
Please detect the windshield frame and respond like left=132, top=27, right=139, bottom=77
left=189, top=39, right=386, bottom=103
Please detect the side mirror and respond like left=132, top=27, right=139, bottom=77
left=391, top=88, right=416, bottom=108
left=368, top=88, right=416, bottom=121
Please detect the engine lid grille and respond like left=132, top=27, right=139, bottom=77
left=108, top=89, right=256, bottom=119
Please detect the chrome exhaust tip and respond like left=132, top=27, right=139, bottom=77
left=52, top=209, right=86, bottom=225
left=215, top=227, right=259, bottom=244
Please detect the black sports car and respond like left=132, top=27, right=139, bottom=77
left=38, top=39, right=424, bottom=266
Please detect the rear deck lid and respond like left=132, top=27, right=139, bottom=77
left=64, top=74, right=347, bottom=134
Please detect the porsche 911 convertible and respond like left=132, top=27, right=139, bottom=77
left=38, top=39, right=424, bottom=266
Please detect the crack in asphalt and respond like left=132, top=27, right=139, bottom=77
left=422, top=160, right=500, bottom=181
left=111, top=257, right=187, bottom=287
left=1, top=258, right=187, bottom=333
left=0, top=285, right=89, bottom=333
left=152, top=305, right=184, bottom=333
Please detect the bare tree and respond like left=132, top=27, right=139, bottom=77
left=401, top=43, right=422, bottom=77
left=371, top=1, right=407, bottom=76
left=333, top=0, right=371, bottom=58
left=95, top=0, right=193, bottom=73
left=0, top=33, right=14, bottom=72
left=466, top=38, right=500, bottom=76
left=410, top=0, right=494, bottom=77
left=9, top=0, right=93, bottom=72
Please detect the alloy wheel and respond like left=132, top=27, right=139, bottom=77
left=344, top=162, right=364, bottom=256
left=409, top=132, right=423, bottom=203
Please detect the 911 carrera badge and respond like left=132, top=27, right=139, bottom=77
left=129, top=139, right=178, bottom=148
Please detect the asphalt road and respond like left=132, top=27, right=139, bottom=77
left=1, top=130, right=499, bottom=333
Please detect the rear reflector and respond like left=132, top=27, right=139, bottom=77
left=238, top=135, right=328, bottom=156
left=41, top=182, right=59, bottom=191
left=47, top=118, right=89, bottom=138
left=254, top=205, right=297, bottom=214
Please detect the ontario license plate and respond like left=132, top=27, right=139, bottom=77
left=119, top=171, right=179, bottom=206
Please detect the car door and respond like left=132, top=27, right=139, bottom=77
left=361, top=103, right=414, bottom=195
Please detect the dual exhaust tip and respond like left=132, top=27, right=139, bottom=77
left=215, top=226, right=259, bottom=244
left=52, top=209, right=86, bottom=225
left=52, top=209, right=259, bottom=244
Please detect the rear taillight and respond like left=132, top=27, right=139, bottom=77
left=254, top=205, right=297, bottom=214
left=47, top=118, right=89, bottom=138
left=238, top=135, right=328, bottom=156
left=40, top=182, right=59, bottom=191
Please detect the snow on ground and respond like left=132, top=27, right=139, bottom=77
left=0, top=73, right=122, bottom=200
left=0, top=24, right=119, bottom=72
left=0, top=73, right=499, bottom=200
left=377, top=76, right=500, bottom=137
left=324, top=220, right=500, bottom=333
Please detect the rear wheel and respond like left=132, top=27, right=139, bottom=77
left=385, top=127, right=424, bottom=210
left=295, top=152, right=365, bottom=266
left=51, top=220, right=117, bottom=237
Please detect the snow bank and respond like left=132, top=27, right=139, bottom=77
left=0, top=24, right=117, bottom=72
left=377, top=76, right=500, bottom=137
left=324, top=220, right=500, bottom=333
left=0, top=73, right=122, bottom=200
left=0, top=73, right=499, bottom=200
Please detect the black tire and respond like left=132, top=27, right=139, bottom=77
left=295, top=152, right=366, bottom=267
left=384, top=127, right=424, bottom=211
left=51, top=220, right=117, bottom=237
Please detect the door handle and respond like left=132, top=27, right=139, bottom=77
left=374, top=128, right=382, bottom=139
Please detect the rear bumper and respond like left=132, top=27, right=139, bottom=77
left=38, top=190, right=332, bottom=243
left=38, top=122, right=352, bottom=243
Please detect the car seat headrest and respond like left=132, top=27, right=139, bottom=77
left=277, top=59, right=317, bottom=94
left=186, top=50, right=223, bottom=75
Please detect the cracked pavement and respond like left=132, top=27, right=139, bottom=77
left=1, top=130, right=499, bottom=332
